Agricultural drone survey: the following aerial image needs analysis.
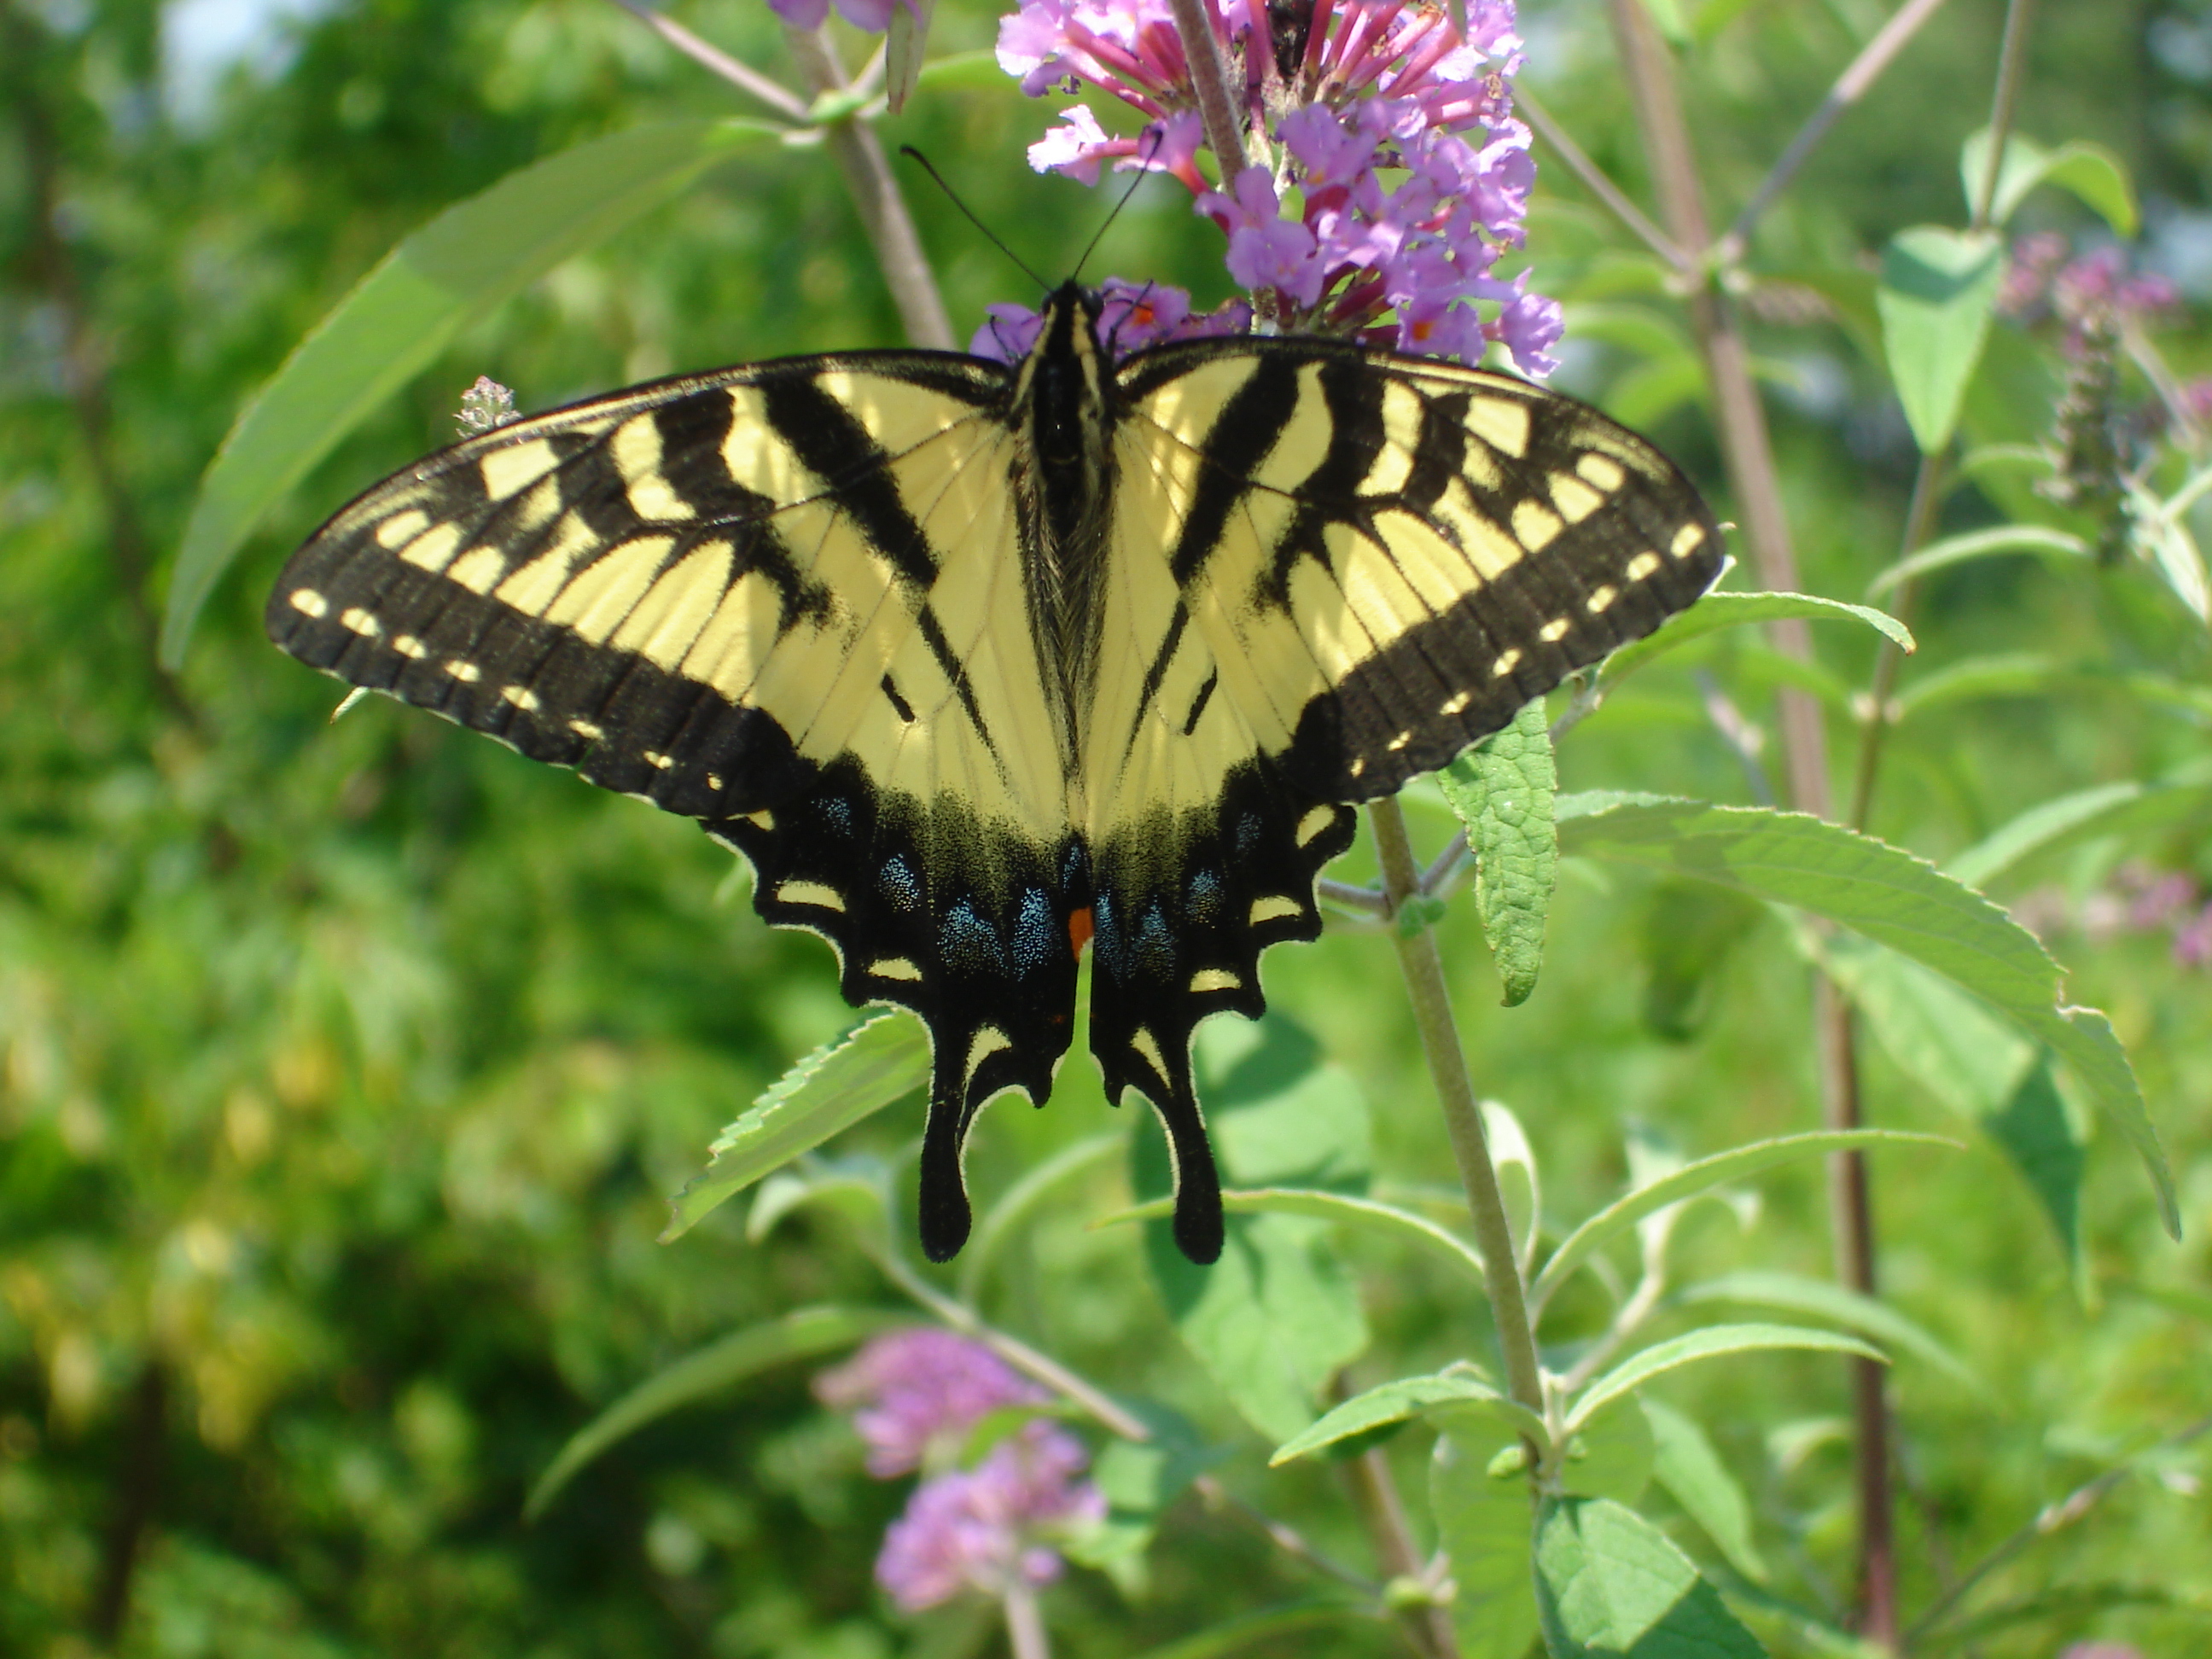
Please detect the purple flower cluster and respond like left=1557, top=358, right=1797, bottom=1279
left=2011, top=861, right=2212, bottom=970
left=998, top=0, right=1559, bottom=373
left=766, top=0, right=917, bottom=32
left=814, top=1325, right=1050, bottom=1475
left=874, top=1419, right=1105, bottom=1610
left=2001, top=233, right=2180, bottom=350
left=816, top=1329, right=1103, bottom=1612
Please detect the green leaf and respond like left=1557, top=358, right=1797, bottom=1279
left=1138, top=1016, right=1371, bottom=1441
left=1560, top=1394, right=1655, bottom=1504
left=161, top=118, right=779, bottom=666
left=744, top=1157, right=889, bottom=1243
left=1270, top=1373, right=1540, bottom=1467
left=1109, top=1187, right=1488, bottom=1287
left=1984, top=1062, right=2091, bottom=1295
left=1675, top=1272, right=1986, bottom=1395
left=1431, top=1429, right=1543, bottom=1659
left=1534, top=1496, right=1767, bottom=1658
left=1641, top=1399, right=1767, bottom=1585
left=1864, top=524, right=2091, bottom=602
left=1529, top=1128, right=1954, bottom=1310
left=1877, top=225, right=2005, bottom=453
left=1815, top=935, right=2087, bottom=1286
left=1484, top=1100, right=1542, bottom=1277
left=524, top=1306, right=901, bottom=1519
left=1638, top=880, right=1768, bottom=1041
left=1067, top=1404, right=1225, bottom=1580
left=1555, top=796, right=2177, bottom=1236
left=1568, top=1325, right=1885, bottom=1434
left=1601, top=591, right=1915, bottom=692
left=662, top=1013, right=929, bottom=1241
left=1637, top=0, right=1691, bottom=46
left=958, top=1132, right=1124, bottom=1304
left=1440, top=699, right=1557, bottom=1005
left=1961, top=128, right=2139, bottom=236
left=1892, top=654, right=2212, bottom=722
left=1945, top=776, right=2212, bottom=890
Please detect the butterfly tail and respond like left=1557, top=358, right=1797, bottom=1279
left=917, top=1052, right=975, bottom=1262
left=1151, top=1070, right=1225, bottom=1265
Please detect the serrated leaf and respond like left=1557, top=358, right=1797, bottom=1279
left=524, top=1306, right=901, bottom=1519
left=1138, top=1016, right=1370, bottom=1441
left=1962, top=128, right=2139, bottom=236
left=1534, top=1496, right=1767, bottom=1658
left=1555, top=796, right=2176, bottom=1236
left=1864, top=524, right=2091, bottom=602
left=1270, top=1373, right=1537, bottom=1466
left=1441, top=699, right=1557, bottom=1004
left=1676, top=1272, right=1986, bottom=1395
left=1877, top=225, right=2005, bottom=453
left=1432, top=1429, right=1543, bottom=1659
left=1530, top=1129, right=1954, bottom=1311
left=663, top=1013, right=929, bottom=1241
left=1642, top=1399, right=1767, bottom=1585
left=1568, top=1324, right=1884, bottom=1433
left=1601, top=591, right=1914, bottom=691
left=162, top=118, right=779, bottom=665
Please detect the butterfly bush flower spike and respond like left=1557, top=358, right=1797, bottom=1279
left=874, top=1421, right=1105, bottom=1611
left=999, top=0, right=1560, bottom=374
left=814, top=1327, right=1050, bottom=1476
left=816, top=1330, right=1103, bottom=1614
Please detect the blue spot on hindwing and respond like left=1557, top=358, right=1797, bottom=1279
left=940, top=899, right=1007, bottom=975
left=1236, top=812, right=1263, bottom=856
left=879, top=857, right=921, bottom=911
left=818, top=795, right=853, bottom=835
left=1186, top=870, right=1221, bottom=924
left=1137, top=902, right=1176, bottom=977
left=1013, top=889, right=1057, bottom=974
left=1092, top=893, right=1126, bottom=977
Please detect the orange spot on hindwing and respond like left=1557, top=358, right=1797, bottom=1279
left=1067, top=906, right=1095, bottom=958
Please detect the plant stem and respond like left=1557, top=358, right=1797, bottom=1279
left=1341, top=1439, right=1460, bottom=1659
left=604, top=0, right=813, bottom=120
left=1367, top=799, right=1545, bottom=1420
left=783, top=26, right=955, bottom=349
left=1004, top=1583, right=1051, bottom=1659
left=1514, top=85, right=1687, bottom=273
left=1601, top=2, right=1909, bottom=1640
left=1717, top=0, right=1958, bottom=265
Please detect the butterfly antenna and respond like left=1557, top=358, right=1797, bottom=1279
left=1072, top=123, right=1167, bottom=281
left=899, top=147, right=1047, bottom=291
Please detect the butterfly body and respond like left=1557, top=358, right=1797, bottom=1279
left=269, top=283, right=1723, bottom=1265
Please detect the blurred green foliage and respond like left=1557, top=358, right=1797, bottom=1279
left=2, top=1, right=2209, bottom=1656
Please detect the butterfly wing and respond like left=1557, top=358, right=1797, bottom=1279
left=268, top=357, right=1086, bottom=1258
left=1081, top=339, right=1725, bottom=1258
